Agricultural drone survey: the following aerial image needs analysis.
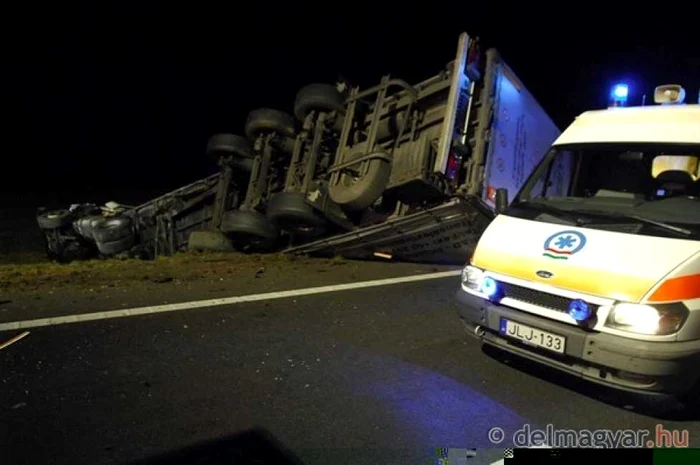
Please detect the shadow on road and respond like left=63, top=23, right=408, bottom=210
left=481, top=344, right=700, bottom=422
left=125, top=428, right=306, bottom=465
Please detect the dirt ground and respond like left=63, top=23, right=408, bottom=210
left=0, top=251, right=297, bottom=286
left=0, top=251, right=380, bottom=294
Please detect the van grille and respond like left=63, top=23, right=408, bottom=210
left=500, top=282, right=599, bottom=314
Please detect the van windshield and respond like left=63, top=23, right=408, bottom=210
left=509, top=143, right=700, bottom=239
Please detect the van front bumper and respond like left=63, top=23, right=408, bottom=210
left=456, top=288, right=700, bottom=396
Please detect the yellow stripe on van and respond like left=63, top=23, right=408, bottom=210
left=473, top=246, right=657, bottom=302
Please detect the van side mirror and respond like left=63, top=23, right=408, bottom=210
left=495, top=188, right=509, bottom=213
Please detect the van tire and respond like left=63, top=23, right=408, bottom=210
left=245, top=108, right=296, bottom=141
left=642, top=381, right=700, bottom=416
left=266, top=192, right=327, bottom=237
left=328, top=154, right=391, bottom=211
left=207, top=134, right=254, bottom=159
left=294, top=84, right=345, bottom=122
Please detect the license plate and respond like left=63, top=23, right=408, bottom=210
left=499, top=318, right=566, bottom=354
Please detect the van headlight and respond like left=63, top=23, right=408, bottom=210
left=461, top=265, right=503, bottom=300
left=605, top=303, right=688, bottom=335
left=461, top=265, right=484, bottom=291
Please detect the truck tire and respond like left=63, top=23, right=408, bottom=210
left=375, top=111, right=408, bottom=142
left=187, top=229, right=235, bottom=252
left=328, top=152, right=391, bottom=211
left=92, top=216, right=133, bottom=243
left=266, top=192, right=327, bottom=237
left=96, top=234, right=135, bottom=256
left=73, top=215, right=108, bottom=241
left=220, top=210, right=279, bottom=252
left=207, top=134, right=254, bottom=159
left=294, top=83, right=346, bottom=122
left=37, top=209, right=74, bottom=230
left=244, top=108, right=296, bottom=141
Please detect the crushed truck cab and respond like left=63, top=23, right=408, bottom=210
left=456, top=86, right=700, bottom=401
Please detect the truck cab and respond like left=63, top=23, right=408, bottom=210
left=457, top=84, right=700, bottom=404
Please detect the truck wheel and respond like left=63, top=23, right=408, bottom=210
left=96, top=234, right=135, bottom=256
left=220, top=210, right=279, bottom=252
left=206, top=134, right=254, bottom=159
left=375, top=111, right=408, bottom=142
left=37, top=209, right=74, bottom=230
left=266, top=192, right=327, bottom=237
left=328, top=152, right=391, bottom=211
left=187, top=230, right=234, bottom=252
left=245, top=108, right=296, bottom=141
left=294, top=83, right=345, bottom=122
left=73, top=215, right=105, bottom=241
left=92, top=216, right=133, bottom=243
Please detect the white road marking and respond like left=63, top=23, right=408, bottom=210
left=0, top=270, right=461, bottom=331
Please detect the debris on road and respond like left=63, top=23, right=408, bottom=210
left=0, top=330, right=31, bottom=351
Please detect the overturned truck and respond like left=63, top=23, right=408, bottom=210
left=36, top=32, right=561, bottom=265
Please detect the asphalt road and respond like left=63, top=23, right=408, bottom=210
left=2, top=274, right=700, bottom=465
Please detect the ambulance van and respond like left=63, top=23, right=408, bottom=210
left=457, top=84, right=700, bottom=406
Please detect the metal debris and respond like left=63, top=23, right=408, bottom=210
left=0, top=331, right=30, bottom=351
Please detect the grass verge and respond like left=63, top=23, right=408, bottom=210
left=0, top=251, right=342, bottom=293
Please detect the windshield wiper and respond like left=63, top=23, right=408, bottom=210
left=517, top=201, right=695, bottom=237
left=515, top=202, right=582, bottom=224
left=575, top=209, right=693, bottom=237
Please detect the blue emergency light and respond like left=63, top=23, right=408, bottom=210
left=609, top=84, right=629, bottom=106
left=481, top=276, right=499, bottom=299
left=612, top=84, right=629, bottom=99
left=568, top=299, right=593, bottom=322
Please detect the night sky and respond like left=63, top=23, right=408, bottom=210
left=7, top=5, right=698, bottom=206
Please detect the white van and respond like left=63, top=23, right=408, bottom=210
left=457, top=85, right=700, bottom=407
